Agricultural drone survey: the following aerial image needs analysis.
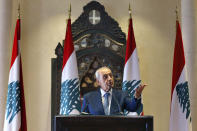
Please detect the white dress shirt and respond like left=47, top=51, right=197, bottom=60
left=100, top=88, right=112, bottom=114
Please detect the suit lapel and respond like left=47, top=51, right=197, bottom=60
left=110, top=89, right=119, bottom=115
left=95, top=89, right=105, bottom=115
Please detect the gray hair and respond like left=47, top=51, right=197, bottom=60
left=95, top=66, right=111, bottom=80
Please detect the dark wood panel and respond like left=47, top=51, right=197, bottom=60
left=54, top=115, right=153, bottom=131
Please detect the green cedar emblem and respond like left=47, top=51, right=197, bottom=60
left=176, top=81, right=191, bottom=120
left=122, top=80, right=142, bottom=115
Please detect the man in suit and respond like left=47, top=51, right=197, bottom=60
left=81, top=66, right=146, bottom=115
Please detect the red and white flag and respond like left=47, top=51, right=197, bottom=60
left=59, top=19, right=81, bottom=115
left=169, top=21, right=192, bottom=131
left=3, top=19, right=27, bottom=131
left=122, top=18, right=143, bottom=116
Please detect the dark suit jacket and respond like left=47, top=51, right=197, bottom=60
left=81, top=89, right=141, bottom=115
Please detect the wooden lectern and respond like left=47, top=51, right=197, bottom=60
left=54, top=115, right=153, bottom=131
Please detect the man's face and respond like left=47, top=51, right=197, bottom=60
left=97, top=68, right=114, bottom=92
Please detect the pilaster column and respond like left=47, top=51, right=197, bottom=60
left=0, top=0, right=12, bottom=129
left=181, top=0, right=197, bottom=130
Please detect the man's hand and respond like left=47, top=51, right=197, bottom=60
left=135, top=84, right=147, bottom=99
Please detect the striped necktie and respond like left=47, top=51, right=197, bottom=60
left=103, top=92, right=110, bottom=115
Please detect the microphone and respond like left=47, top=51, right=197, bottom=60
left=112, top=95, right=123, bottom=115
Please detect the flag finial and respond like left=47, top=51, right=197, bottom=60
left=18, top=3, right=20, bottom=19
left=129, top=3, right=132, bottom=19
left=68, top=3, right=71, bottom=19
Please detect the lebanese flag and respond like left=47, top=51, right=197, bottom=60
left=59, top=19, right=81, bottom=115
left=122, top=18, right=143, bottom=116
left=3, top=19, right=27, bottom=131
left=169, top=21, right=192, bottom=131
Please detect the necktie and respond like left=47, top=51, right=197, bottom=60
left=104, top=92, right=110, bottom=115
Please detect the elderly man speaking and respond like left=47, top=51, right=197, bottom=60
left=81, top=67, right=146, bottom=115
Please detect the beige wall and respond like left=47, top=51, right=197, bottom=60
left=1, top=0, right=196, bottom=131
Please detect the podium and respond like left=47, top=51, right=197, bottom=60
left=54, top=115, right=153, bottom=131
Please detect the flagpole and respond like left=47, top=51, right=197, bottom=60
left=60, top=2, right=81, bottom=115
left=175, top=6, right=179, bottom=21
left=18, top=3, right=20, bottom=19
left=3, top=3, right=27, bottom=130
left=128, top=3, right=132, bottom=37
left=68, top=3, right=71, bottom=19
left=128, top=3, right=132, bottom=19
